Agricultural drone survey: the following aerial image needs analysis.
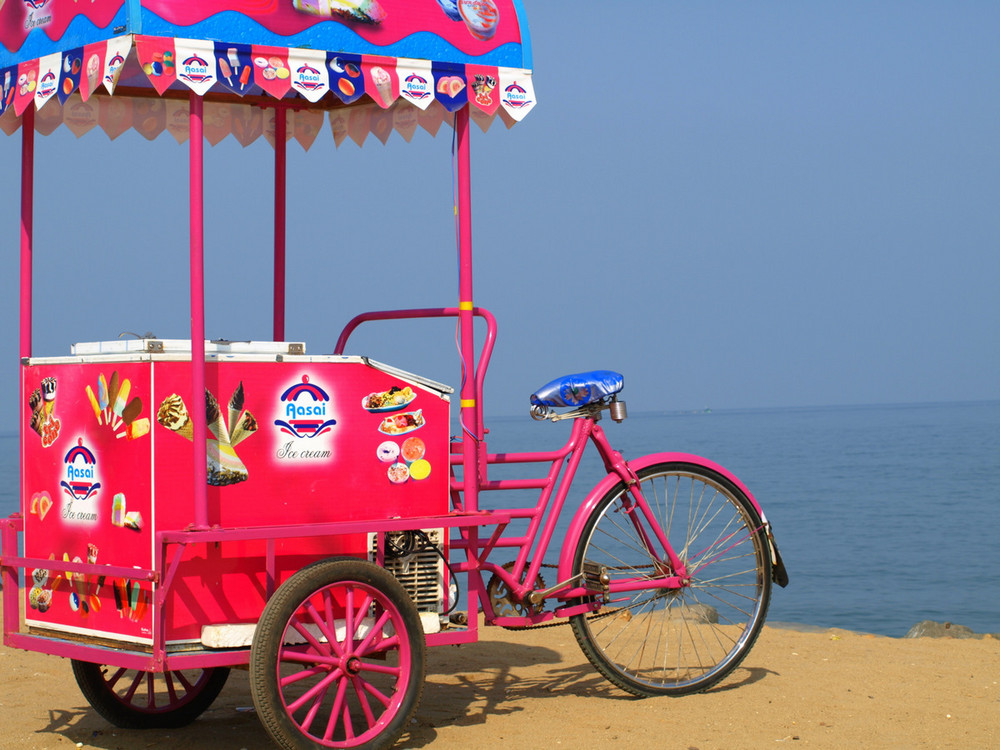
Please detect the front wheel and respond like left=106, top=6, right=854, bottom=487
left=250, top=557, right=425, bottom=750
left=71, top=661, right=230, bottom=728
left=569, top=462, right=772, bottom=696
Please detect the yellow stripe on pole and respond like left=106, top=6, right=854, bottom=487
left=461, top=399, right=476, bottom=408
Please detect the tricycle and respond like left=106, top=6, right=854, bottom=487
left=1, top=2, right=787, bottom=748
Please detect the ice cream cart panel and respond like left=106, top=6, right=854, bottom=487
left=22, top=340, right=450, bottom=644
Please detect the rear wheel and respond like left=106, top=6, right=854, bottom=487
left=250, top=557, right=425, bottom=750
left=569, top=462, right=772, bottom=696
left=72, top=661, right=229, bottom=728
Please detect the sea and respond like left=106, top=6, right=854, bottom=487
left=2, top=400, right=997, bottom=638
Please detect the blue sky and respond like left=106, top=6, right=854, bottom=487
left=1, top=1, right=998, bottom=432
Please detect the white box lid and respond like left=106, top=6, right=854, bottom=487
left=70, top=339, right=306, bottom=356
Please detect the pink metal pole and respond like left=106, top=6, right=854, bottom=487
left=189, top=93, right=209, bottom=530
left=455, top=107, right=480, bottom=641
left=19, top=106, right=34, bottom=360
left=273, top=106, right=287, bottom=341
left=18, top=107, right=35, bottom=603
left=455, top=108, right=479, bottom=509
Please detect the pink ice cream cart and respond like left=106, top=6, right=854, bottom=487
left=2, top=3, right=786, bottom=749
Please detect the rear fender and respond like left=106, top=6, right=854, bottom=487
left=556, top=452, right=787, bottom=586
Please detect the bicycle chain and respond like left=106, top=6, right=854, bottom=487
left=495, top=562, right=627, bottom=631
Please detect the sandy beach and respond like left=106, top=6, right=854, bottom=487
left=1, top=615, right=997, bottom=750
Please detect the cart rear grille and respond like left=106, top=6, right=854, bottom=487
left=368, top=529, right=444, bottom=614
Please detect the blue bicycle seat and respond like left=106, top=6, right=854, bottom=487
left=530, top=370, right=624, bottom=408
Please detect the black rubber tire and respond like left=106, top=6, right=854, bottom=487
left=250, top=557, right=425, bottom=750
left=71, top=660, right=230, bottom=728
left=569, top=462, right=772, bottom=696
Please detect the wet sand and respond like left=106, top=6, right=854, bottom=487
left=1, top=617, right=997, bottom=749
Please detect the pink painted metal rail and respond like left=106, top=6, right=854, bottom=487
left=2, top=509, right=510, bottom=667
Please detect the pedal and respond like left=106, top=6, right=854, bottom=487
left=582, top=561, right=610, bottom=594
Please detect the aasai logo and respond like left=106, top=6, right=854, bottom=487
left=23, top=0, right=50, bottom=9
left=37, top=70, right=57, bottom=98
left=179, top=55, right=213, bottom=86
left=501, top=81, right=532, bottom=110
left=293, top=64, right=324, bottom=93
left=275, top=375, right=337, bottom=439
left=105, top=53, right=125, bottom=85
left=401, top=73, right=431, bottom=101
left=61, top=439, right=101, bottom=502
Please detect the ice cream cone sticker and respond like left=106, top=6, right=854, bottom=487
left=27, top=377, right=61, bottom=447
left=156, top=385, right=258, bottom=486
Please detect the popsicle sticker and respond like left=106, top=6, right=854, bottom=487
left=111, top=379, right=131, bottom=429
left=83, top=372, right=150, bottom=440
left=215, top=42, right=253, bottom=96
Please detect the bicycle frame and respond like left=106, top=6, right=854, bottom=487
left=336, top=307, right=775, bottom=631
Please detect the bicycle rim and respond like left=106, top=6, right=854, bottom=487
left=570, top=462, right=772, bottom=696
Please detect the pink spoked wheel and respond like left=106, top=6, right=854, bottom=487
left=250, top=557, right=425, bottom=750
left=71, top=661, right=230, bottom=728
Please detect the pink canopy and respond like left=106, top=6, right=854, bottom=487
left=1, top=0, right=535, bottom=145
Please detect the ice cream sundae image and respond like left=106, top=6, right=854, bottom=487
left=291, top=0, right=386, bottom=24
left=459, top=0, right=499, bottom=41
left=437, top=0, right=462, bottom=22
left=370, top=66, right=393, bottom=106
left=27, top=377, right=60, bottom=447
left=472, top=73, right=497, bottom=106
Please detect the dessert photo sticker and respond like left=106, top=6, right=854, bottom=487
left=291, top=0, right=387, bottom=25
left=375, top=434, right=431, bottom=486
left=156, top=383, right=258, bottom=486
left=29, top=490, right=54, bottom=521
left=367, top=383, right=431, bottom=485
left=84, top=370, right=151, bottom=440
left=27, top=376, right=61, bottom=447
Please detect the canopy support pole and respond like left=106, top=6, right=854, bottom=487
left=19, top=106, right=35, bottom=548
left=455, top=107, right=482, bottom=644
left=19, top=106, right=34, bottom=360
left=455, top=107, right=479, bottom=510
left=189, top=92, right=209, bottom=531
left=273, top=106, right=287, bottom=341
